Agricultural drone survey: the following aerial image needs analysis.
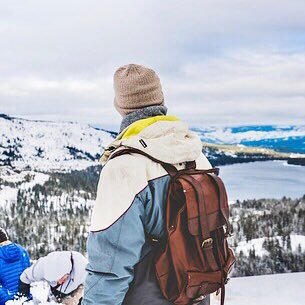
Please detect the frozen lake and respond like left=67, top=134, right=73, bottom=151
left=219, top=160, right=305, bottom=201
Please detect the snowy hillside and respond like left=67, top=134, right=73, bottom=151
left=0, top=169, right=49, bottom=208
left=231, top=197, right=305, bottom=277
left=236, top=235, right=305, bottom=257
left=0, top=114, right=114, bottom=171
left=193, top=125, right=305, bottom=153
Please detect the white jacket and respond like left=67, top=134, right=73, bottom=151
left=20, top=251, right=88, bottom=295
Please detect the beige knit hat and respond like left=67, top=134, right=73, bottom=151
left=113, top=64, right=164, bottom=116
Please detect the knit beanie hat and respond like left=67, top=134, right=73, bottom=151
left=0, top=228, right=8, bottom=243
left=113, top=64, right=164, bottom=117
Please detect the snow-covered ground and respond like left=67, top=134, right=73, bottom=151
left=6, top=282, right=56, bottom=305
left=211, top=272, right=305, bottom=305
left=6, top=273, right=305, bottom=304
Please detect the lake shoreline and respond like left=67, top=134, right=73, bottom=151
left=202, top=142, right=305, bottom=167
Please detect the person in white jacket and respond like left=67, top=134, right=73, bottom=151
left=19, top=251, right=88, bottom=304
left=82, top=64, right=211, bottom=305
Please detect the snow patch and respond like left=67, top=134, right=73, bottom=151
left=0, top=171, right=49, bottom=207
left=6, top=282, right=57, bottom=304
left=236, top=235, right=305, bottom=256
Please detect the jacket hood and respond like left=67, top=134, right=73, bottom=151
left=101, top=115, right=202, bottom=165
left=0, top=243, right=21, bottom=263
left=42, top=251, right=73, bottom=282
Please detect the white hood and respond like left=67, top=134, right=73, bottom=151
left=42, top=251, right=72, bottom=282
left=101, top=120, right=203, bottom=165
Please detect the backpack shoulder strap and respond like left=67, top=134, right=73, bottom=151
left=108, top=146, right=187, bottom=177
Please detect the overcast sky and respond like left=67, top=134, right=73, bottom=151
left=1, top=0, right=305, bottom=130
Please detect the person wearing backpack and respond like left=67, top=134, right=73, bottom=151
left=83, top=64, right=234, bottom=305
left=0, top=228, right=30, bottom=305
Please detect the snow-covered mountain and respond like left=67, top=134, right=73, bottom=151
left=1, top=114, right=305, bottom=172
left=0, top=114, right=114, bottom=171
left=193, top=125, right=305, bottom=154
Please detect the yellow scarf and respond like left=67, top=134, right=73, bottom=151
left=119, top=115, right=180, bottom=140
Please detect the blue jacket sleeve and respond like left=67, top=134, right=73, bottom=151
left=82, top=194, right=146, bottom=305
left=0, top=285, right=10, bottom=305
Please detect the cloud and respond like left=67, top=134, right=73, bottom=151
left=0, top=0, right=305, bottom=128
left=164, top=50, right=305, bottom=125
left=0, top=76, right=111, bottom=95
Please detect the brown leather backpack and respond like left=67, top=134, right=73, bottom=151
left=110, top=147, right=235, bottom=305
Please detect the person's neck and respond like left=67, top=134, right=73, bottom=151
left=0, top=240, right=11, bottom=246
left=119, top=105, right=167, bottom=133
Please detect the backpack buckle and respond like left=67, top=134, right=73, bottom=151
left=194, top=294, right=206, bottom=302
left=201, top=237, right=213, bottom=248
